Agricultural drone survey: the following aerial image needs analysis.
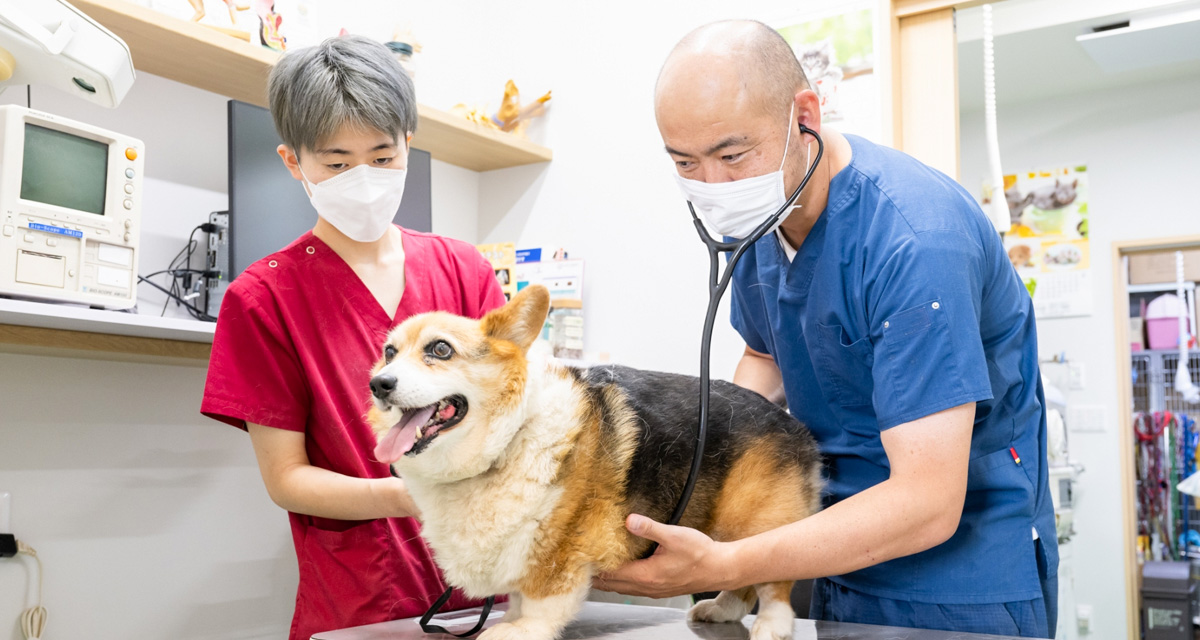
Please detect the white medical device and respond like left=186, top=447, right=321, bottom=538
left=0, top=0, right=135, bottom=108
left=0, top=105, right=143, bottom=308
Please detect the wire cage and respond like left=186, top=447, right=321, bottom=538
left=1133, top=354, right=1152, bottom=414
left=1133, top=349, right=1200, bottom=561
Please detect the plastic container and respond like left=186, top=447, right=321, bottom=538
left=385, top=41, right=415, bottom=78
left=1146, top=294, right=1188, bottom=350
left=548, top=299, right=583, bottom=361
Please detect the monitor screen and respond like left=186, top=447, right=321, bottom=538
left=227, top=100, right=433, bottom=280
left=21, top=124, right=109, bottom=216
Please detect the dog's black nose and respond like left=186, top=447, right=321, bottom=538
left=370, top=374, right=397, bottom=399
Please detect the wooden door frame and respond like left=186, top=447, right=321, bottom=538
left=888, top=0, right=998, bottom=179
left=1113, top=234, right=1200, bottom=640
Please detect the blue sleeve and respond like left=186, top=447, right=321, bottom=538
left=730, top=279, right=770, bottom=355
left=867, top=229, right=994, bottom=430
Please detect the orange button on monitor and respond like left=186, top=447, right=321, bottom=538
left=125, top=147, right=138, bottom=161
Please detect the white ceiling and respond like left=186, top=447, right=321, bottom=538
left=957, top=1, right=1200, bottom=111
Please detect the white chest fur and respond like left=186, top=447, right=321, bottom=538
left=405, top=362, right=583, bottom=598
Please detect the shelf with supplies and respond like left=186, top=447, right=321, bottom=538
left=0, top=298, right=214, bottom=364
left=69, top=0, right=554, bottom=172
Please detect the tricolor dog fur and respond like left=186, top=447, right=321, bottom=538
left=368, top=285, right=823, bottom=640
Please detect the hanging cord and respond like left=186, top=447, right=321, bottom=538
left=981, top=4, right=1009, bottom=234
left=15, top=541, right=46, bottom=640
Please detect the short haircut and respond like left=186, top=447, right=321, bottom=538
left=662, top=20, right=811, bottom=116
left=268, top=35, right=416, bottom=156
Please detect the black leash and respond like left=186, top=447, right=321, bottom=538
left=418, top=588, right=496, bottom=637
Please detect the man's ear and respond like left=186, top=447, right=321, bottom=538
left=482, top=285, right=551, bottom=351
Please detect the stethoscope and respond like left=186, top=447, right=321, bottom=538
left=420, top=125, right=825, bottom=637
left=646, top=124, right=824, bottom=555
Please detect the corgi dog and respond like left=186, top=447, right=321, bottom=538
left=368, top=285, right=822, bottom=640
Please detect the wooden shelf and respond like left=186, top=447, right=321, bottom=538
left=70, top=0, right=553, bottom=172
left=0, top=298, right=213, bottom=364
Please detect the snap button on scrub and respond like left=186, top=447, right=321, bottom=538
left=269, top=260, right=278, bottom=268
left=884, top=321, right=890, bottom=329
left=932, top=302, right=940, bottom=310
left=306, top=246, right=315, bottom=255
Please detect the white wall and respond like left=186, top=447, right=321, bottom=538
left=407, top=0, right=866, bottom=375
left=960, top=74, right=1200, bottom=638
left=0, top=353, right=295, bottom=639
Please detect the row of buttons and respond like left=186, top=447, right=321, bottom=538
left=123, top=163, right=137, bottom=210
left=16, top=233, right=60, bottom=247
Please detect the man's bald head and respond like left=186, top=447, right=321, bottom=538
left=657, top=20, right=811, bottom=118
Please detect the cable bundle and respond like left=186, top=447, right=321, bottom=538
left=136, top=223, right=219, bottom=322
left=15, top=541, right=45, bottom=640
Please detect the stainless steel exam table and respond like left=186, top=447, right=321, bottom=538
left=312, top=601, right=1042, bottom=640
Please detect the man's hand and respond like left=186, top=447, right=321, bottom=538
left=594, top=515, right=740, bottom=598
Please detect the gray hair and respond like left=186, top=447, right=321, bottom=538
left=268, top=35, right=416, bottom=156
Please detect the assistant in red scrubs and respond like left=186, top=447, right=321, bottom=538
left=200, top=35, right=507, bottom=640
left=203, top=229, right=505, bottom=638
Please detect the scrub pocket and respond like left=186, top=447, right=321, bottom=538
left=296, top=519, right=391, bottom=637
left=880, top=299, right=961, bottom=414
left=813, top=322, right=874, bottom=408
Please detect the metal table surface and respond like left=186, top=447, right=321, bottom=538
left=312, top=602, right=1040, bottom=640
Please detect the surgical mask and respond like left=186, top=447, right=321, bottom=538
left=674, top=103, right=811, bottom=240
left=299, top=164, right=407, bottom=243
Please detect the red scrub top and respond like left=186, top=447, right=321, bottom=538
left=201, top=227, right=506, bottom=640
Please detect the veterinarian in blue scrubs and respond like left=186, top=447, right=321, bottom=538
left=597, top=20, right=1058, bottom=638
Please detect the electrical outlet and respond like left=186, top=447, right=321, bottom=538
left=1068, top=362, right=1086, bottom=390
left=1077, top=604, right=1093, bottom=634
left=1068, top=405, right=1106, bottom=433
left=0, top=491, right=10, bottom=533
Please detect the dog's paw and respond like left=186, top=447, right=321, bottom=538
left=688, top=598, right=742, bottom=624
left=478, top=622, right=522, bottom=640
left=748, top=607, right=794, bottom=640
left=479, top=621, right=556, bottom=640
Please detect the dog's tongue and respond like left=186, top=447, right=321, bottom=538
left=374, top=405, right=437, bottom=463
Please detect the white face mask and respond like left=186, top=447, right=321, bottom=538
left=674, top=103, right=811, bottom=240
left=299, top=163, right=408, bottom=243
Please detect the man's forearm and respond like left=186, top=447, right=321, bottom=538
left=733, top=350, right=786, bottom=404
left=723, top=475, right=958, bottom=589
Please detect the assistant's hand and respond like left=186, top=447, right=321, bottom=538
left=593, top=514, right=740, bottom=598
left=375, top=476, right=421, bottom=519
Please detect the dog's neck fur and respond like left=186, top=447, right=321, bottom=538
left=403, top=355, right=585, bottom=597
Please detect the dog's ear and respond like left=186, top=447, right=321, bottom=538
left=482, top=285, right=551, bottom=351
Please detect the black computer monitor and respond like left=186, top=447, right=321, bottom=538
left=226, top=100, right=432, bottom=281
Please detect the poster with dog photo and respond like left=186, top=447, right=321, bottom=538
left=775, top=1, right=885, bottom=144
left=993, top=165, right=1091, bottom=319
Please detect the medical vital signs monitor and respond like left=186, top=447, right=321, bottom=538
left=0, top=104, right=143, bottom=309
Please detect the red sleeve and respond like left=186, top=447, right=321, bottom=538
left=200, top=279, right=310, bottom=432
left=471, top=249, right=507, bottom=317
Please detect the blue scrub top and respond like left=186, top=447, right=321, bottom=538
left=730, top=134, right=1058, bottom=604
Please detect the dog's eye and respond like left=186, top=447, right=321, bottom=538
left=427, top=340, right=454, bottom=360
left=384, top=345, right=397, bottom=362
